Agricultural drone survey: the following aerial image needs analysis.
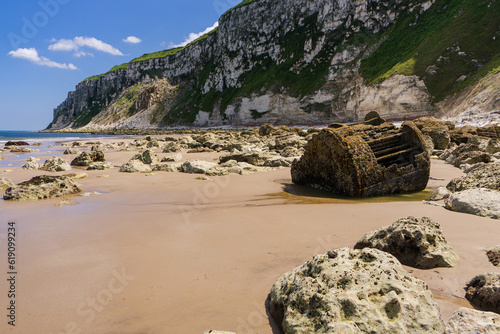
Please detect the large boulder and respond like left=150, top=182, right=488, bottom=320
left=447, top=162, right=500, bottom=192
left=22, top=157, right=40, bottom=170
left=71, top=151, right=105, bottom=166
left=3, top=175, right=81, bottom=201
left=269, top=247, right=445, bottom=333
left=354, top=217, right=458, bottom=269
left=0, top=178, right=14, bottom=191
left=5, top=141, right=29, bottom=146
left=119, top=160, right=152, bottom=173
left=152, top=162, right=182, bottom=172
left=131, top=149, right=159, bottom=165
left=445, top=188, right=500, bottom=219
left=40, top=157, right=72, bottom=172
left=162, top=142, right=183, bottom=153
left=465, top=273, right=500, bottom=314
left=445, top=308, right=500, bottom=334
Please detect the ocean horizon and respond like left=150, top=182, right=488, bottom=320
left=0, top=130, right=118, bottom=145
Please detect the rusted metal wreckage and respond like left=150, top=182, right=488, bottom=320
left=291, top=112, right=430, bottom=197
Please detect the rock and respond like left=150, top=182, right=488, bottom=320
left=273, top=134, right=307, bottom=150
left=422, top=126, right=451, bottom=150
left=181, top=160, right=218, bottom=174
left=486, top=138, right=500, bottom=155
left=22, top=158, right=40, bottom=170
left=203, top=331, right=236, bottom=334
left=179, top=136, right=194, bottom=145
left=11, top=147, right=35, bottom=153
left=87, top=162, right=114, bottom=170
left=196, top=132, right=217, bottom=144
left=219, top=152, right=272, bottom=166
left=161, top=153, right=182, bottom=162
left=445, top=188, right=500, bottom=219
left=428, top=187, right=452, bottom=201
left=280, top=146, right=303, bottom=158
left=3, top=175, right=81, bottom=200
left=119, top=160, right=152, bottom=173
left=263, top=157, right=294, bottom=167
left=71, top=151, right=105, bottom=166
left=465, top=273, right=500, bottom=314
left=453, top=151, right=492, bottom=168
left=292, top=122, right=430, bottom=197
left=0, top=178, right=14, bottom=190
left=269, top=247, right=445, bottom=333
left=64, top=173, right=88, bottom=180
left=205, top=166, right=230, bottom=176
left=447, top=162, right=500, bottom=192
left=445, top=308, right=500, bottom=334
left=196, top=176, right=213, bottom=181
left=131, top=149, right=159, bottom=165
left=146, top=139, right=161, bottom=148
left=5, top=141, right=29, bottom=146
left=40, top=157, right=72, bottom=172
left=187, top=147, right=214, bottom=153
left=354, top=216, right=458, bottom=269
left=259, top=123, right=275, bottom=136
left=485, top=246, right=500, bottom=268
left=163, top=142, right=183, bottom=153
left=0, top=155, right=4, bottom=160
left=152, top=162, right=182, bottom=172
left=63, top=147, right=81, bottom=155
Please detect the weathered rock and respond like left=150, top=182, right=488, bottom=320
left=422, top=134, right=435, bottom=157
left=421, top=127, right=451, bottom=150
left=428, top=186, right=452, bottom=201
left=354, top=217, right=458, bottom=269
left=263, top=157, right=294, bottom=167
left=5, top=141, right=29, bottom=146
left=292, top=122, right=430, bottom=197
left=445, top=188, right=500, bottom=219
left=485, top=246, right=500, bottom=268
left=205, top=166, right=230, bottom=176
left=91, top=144, right=106, bottom=152
left=71, top=151, right=105, bottom=166
left=447, top=162, right=500, bottom=192
left=445, top=308, right=500, bottom=334
left=269, top=247, right=445, bottom=333
left=22, top=160, right=40, bottom=170
left=259, top=123, right=276, bottom=136
left=3, top=175, right=81, bottom=200
left=162, top=142, right=183, bottom=153
left=161, top=153, right=182, bottom=162
left=64, top=172, right=88, bottom=180
left=131, top=149, right=159, bottom=165
left=11, top=147, right=35, bottom=153
left=87, top=162, right=114, bottom=170
left=465, top=272, right=500, bottom=314
left=453, top=151, right=492, bottom=168
left=203, top=331, right=236, bottom=334
left=0, top=178, right=14, bottom=191
left=187, top=147, right=214, bottom=153
left=63, top=147, right=81, bottom=155
left=219, top=152, right=272, bottom=166
left=119, top=160, right=152, bottom=173
left=181, top=160, right=218, bottom=174
left=152, top=162, right=182, bottom=172
left=0, top=155, right=4, bottom=160
left=280, top=146, right=303, bottom=158
left=40, top=157, right=72, bottom=172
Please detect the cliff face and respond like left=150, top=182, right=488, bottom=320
left=48, top=0, right=500, bottom=129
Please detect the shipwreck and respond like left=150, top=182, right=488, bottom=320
left=291, top=113, right=430, bottom=197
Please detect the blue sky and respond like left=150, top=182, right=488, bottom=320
left=0, top=0, right=241, bottom=130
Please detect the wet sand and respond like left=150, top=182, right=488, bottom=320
left=1, top=138, right=499, bottom=334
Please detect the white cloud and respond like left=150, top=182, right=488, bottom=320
left=169, top=22, right=218, bottom=48
left=123, top=36, right=142, bottom=44
left=49, top=36, right=123, bottom=56
left=8, top=48, right=77, bottom=70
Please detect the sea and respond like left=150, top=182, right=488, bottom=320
left=0, top=130, right=117, bottom=146
left=0, top=130, right=122, bottom=168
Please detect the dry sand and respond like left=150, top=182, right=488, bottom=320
left=0, top=137, right=499, bottom=334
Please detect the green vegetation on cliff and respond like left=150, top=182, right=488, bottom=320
left=360, top=0, right=500, bottom=102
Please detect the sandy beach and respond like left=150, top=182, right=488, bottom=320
left=1, top=136, right=499, bottom=334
